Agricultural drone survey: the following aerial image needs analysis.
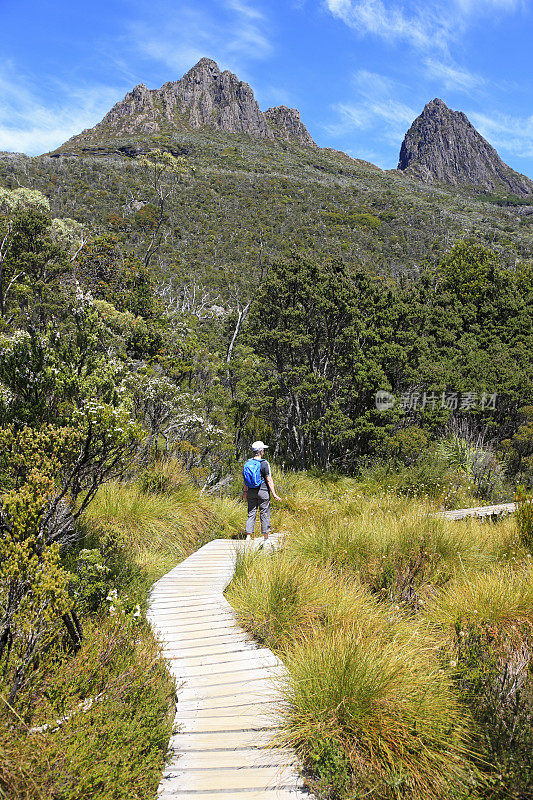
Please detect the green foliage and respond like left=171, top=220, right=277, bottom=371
left=0, top=205, right=70, bottom=326
left=242, top=252, right=400, bottom=469
left=323, top=208, right=382, bottom=229
left=500, top=406, right=533, bottom=488
left=69, top=548, right=112, bottom=613
left=238, top=242, right=532, bottom=481
left=515, top=487, right=533, bottom=550
left=76, top=234, right=156, bottom=318
left=385, top=425, right=429, bottom=466
left=452, top=622, right=533, bottom=799
left=0, top=618, right=174, bottom=800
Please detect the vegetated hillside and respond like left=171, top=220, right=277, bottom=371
left=2, top=56, right=533, bottom=311
left=1, top=126, right=532, bottom=312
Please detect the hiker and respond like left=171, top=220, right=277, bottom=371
left=242, top=440, right=281, bottom=544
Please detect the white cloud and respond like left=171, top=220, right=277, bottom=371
left=324, top=0, right=451, bottom=50
left=325, top=69, right=417, bottom=148
left=129, top=0, right=273, bottom=80
left=424, top=58, right=485, bottom=91
left=225, top=0, right=264, bottom=20
left=468, top=109, right=533, bottom=158
left=455, top=0, right=524, bottom=12
left=0, top=68, right=123, bottom=156
left=323, top=0, right=524, bottom=51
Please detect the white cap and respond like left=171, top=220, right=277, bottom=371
left=251, top=440, right=268, bottom=452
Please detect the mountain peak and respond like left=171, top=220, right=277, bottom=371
left=55, top=58, right=316, bottom=153
left=425, top=97, right=447, bottom=110
left=187, top=57, right=221, bottom=75
left=398, top=99, right=533, bottom=197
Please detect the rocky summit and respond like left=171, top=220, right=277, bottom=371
left=56, top=58, right=316, bottom=153
left=398, top=98, right=533, bottom=197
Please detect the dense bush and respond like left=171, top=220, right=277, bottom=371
left=0, top=618, right=174, bottom=800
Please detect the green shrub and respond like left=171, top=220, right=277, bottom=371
left=515, top=487, right=533, bottom=551
left=0, top=617, right=173, bottom=800
left=452, top=622, right=533, bottom=799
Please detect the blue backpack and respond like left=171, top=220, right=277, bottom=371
left=243, top=458, right=262, bottom=489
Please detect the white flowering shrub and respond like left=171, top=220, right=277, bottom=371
left=50, top=216, right=84, bottom=249
left=0, top=186, right=50, bottom=212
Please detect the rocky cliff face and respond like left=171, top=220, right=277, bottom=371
left=264, top=106, right=315, bottom=146
left=398, top=98, right=533, bottom=197
left=58, top=58, right=315, bottom=151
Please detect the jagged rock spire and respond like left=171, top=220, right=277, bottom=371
left=398, top=98, right=533, bottom=196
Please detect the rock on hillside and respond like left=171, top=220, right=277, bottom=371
left=264, top=106, right=315, bottom=146
left=56, top=58, right=316, bottom=152
left=398, top=98, right=533, bottom=197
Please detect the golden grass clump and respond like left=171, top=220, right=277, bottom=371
left=228, top=549, right=387, bottom=650
left=280, top=495, right=518, bottom=605
left=279, top=626, right=476, bottom=800
left=425, top=564, right=533, bottom=635
left=84, top=481, right=213, bottom=576
left=227, top=548, right=477, bottom=799
left=228, top=475, right=533, bottom=798
left=81, top=458, right=243, bottom=581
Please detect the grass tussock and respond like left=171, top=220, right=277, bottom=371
left=82, top=458, right=241, bottom=581
left=84, top=480, right=214, bottom=579
left=227, top=549, right=477, bottom=798
left=229, top=473, right=533, bottom=799
left=229, top=549, right=386, bottom=650
left=279, top=627, right=475, bottom=800
left=281, top=495, right=518, bottom=609
left=426, top=564, right=533, bottom=634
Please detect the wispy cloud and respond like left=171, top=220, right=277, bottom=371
left=0, top=67, right=122, bottom=156
left=468, top=109, right=533, bottom=159
left=129, top=0, right=273, bottom=79
left=424, top=58, right=485, bottom=92
left=324, top=0, right=452, bottom=51
left=326, top=69, right=417, bottom=148
left=455, top=0, right=524, bottom=12
left=323, top=0, right=524, bottom=52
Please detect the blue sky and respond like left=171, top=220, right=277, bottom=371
left=1, top=0, right=532, bottom=176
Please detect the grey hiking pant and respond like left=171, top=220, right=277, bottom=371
left=245, top=487, right=271, bottom=536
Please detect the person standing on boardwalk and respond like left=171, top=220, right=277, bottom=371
left=243, top=441, right=281, bottom=544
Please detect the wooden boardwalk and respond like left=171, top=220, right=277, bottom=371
left=147, top=535, right=312, bottom=799
left=440, top=502, right=516, bottom=521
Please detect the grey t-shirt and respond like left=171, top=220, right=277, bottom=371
left=253, top=458, right=270, bottom=491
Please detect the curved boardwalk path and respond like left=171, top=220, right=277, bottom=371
left=147, top=535, right=312, bottom=800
